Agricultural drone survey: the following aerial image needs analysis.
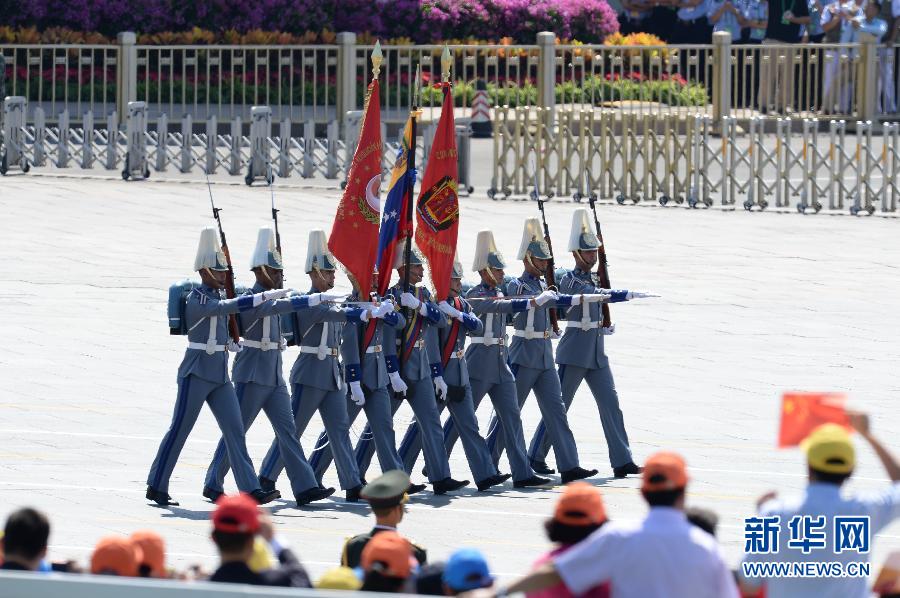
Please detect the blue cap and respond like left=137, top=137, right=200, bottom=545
left=443, top=549, right=494, bottom=591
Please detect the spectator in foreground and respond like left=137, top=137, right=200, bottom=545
left=527, top=481, right=610, bottom=598
left=208, top=493, right=311, bottom=587
left=740, top=412, right=900, bottom=598
left=444, top=549, right=495, bottom=594
left=316, top=566, right=363, bottom=591
left=360, top=531, right=416, bottom=593
left=686, top=506, right=720, bottom=537
left=417, top=562, right=448, bottom=595
left=130, top=530, right=166, bottom=578
left=91, top=536, right=143, bottom=577
left=1, top=508, right=50, bottom=572
left=469, top=452, right=739, bottom=598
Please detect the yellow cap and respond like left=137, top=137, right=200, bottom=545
left=247, top=538, right=274, bottom=573
left=802, top=423, right=855, bottom=474
left=316, top=566, right=363, bottom=590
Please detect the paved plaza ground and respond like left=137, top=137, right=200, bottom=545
left=0, top=169, right=898, bottom=583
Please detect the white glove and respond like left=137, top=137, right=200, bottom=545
left=388, top=372, right=408, bottom=396
left=400, top=292, right=421, bottom=309
left=371, top=301, right=395, bottom=319
left=226, top=339, right=243, bottom=353
left=438, top=300, right=463, bottom=319
left=534, top=290, right=558, bottom=306
left=433, top=376, right=448, bottom=401
left=309, top=291, right=348, bottom=307
left=358, top=309, right=371, bottom=322
left=601, top=324, right=616, bottom=335
left=551, top=329, right=563, bottom=340
left=584, top=293, right=612, bottom=303
left=569, top=295, right=582, bottom=306
left=626, top=291, right=660, bottom=300
left=349, top=381, right=366, bottom=406
left=262, top=288, right=290, bottom=301
left=251, top=292, right=269, bottom=307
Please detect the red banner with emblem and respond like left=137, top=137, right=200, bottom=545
left=329, top=80, right=382, bottom=294
left=415, top=83, right=459, bottom=301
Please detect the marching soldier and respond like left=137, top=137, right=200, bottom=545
left=358, top=246, right=470, bottom=495
left=527, top=209, right=649, bottom=478
left=484, top=218, right=605, bottom=484
left=146, top=228, right=282, bottom=506
left=257, top=230, right=373, bottom=502
left=340, top=470, right=427, bottom=569
left=396, top=256, right=510, bottom=492
left=202, top=227, right=340, bottom=507
left=308, top=267, right=426, bottom=495
left=443, top=230, right=551, bottom=489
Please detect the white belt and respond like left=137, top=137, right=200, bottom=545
left=365, top=344, right=383, bottom=354
left=188, top=342, right=226, bottom=354
left=241, top=339, right=286, bottom=351
left=566, top=321, right=601, bottom=331
left=513, top=330, right=551, bottom=339
left=298, top=346, right=339, bottom=358
left=448, top=349, right=465, bottom=359
left=469, top=337, right=505, bottom=346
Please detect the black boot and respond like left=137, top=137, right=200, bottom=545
left=202, top=486, right=224, bottom=503
left=530, top=460, right=556, bottom=475
left=146, top=486, right=179, bottom=506
left=345, top=484, right=364, bottom=502
left=560, top=466, right=599, bottom=484
left=296, top=486, right=335, bottom=506
left=613, top=462, right=643, bottom=478
left=432, top=477, right=470, bottom=495
left=513, top=475, right=552, bottom=488
left=476, top=473, right=512, bottom=492
left=249, top=488, right=280, bottom=505
left=259, top=476, right=277, bottom=493
left=407, top=483, right=427, bottom=495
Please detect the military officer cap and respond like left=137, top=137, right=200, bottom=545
left=567, top=208, right=600, bottom=252
left=516, top=217, right=552, bottom=261
left=305, top=230, right=337, bottom=273
left=472, top=230, right=506, bottom=271
left=361, top=470, right=411, bottom=509
left=393, top=245, right=425, bottom=271
left=250, top=227, right=284, bottom=270
left=195, top=227, right=230, bottom=272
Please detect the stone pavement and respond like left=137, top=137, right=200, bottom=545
left=0, top=172, right=898, bottom=583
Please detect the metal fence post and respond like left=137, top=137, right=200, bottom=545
left=712, top=32, right=732, bottom=133
left=116, top=32, right=137, bottom=122
left=856, top=33, right=878, bottom=122
left=537, top=32, right=556, bottom=125
left=337, top=32, right=358, bottom=137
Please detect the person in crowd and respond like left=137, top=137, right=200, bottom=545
left=1, top=508, right=50, bottom=572
left=740, top=412, right=900, bottom=598
left=130, top=530, right=166, bottom=578
left=316, top=566, right=364, bottom=590
left=91, top=536, right=143, bottom=577
left=360, top=531, right=417, bottom=593
left=443, top=549, right=495, bottom=595
left=758, top=0, right=811, bottom=113
left=686, top=506, right=720, bottom=536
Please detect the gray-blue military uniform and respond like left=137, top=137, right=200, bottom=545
left=258, top=292, right=364, bottom=491
left=308, top=291, right=406, bottom=479
left=483, top=272, right=585, bottom=474
left=396, top=296, right=498, bottom=484
left=204, top=283, right=322, bottom=498
left=356, top=284, right=453, bottom=483
left=443, top=283, right=538, bottom=483
left=528, top=269, right=635, bottom=470
left=147, top=284, right=263, bottom=498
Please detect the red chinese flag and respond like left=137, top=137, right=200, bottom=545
left=329, top=80, right=383, bottom=294
left=778, top=392, right=851, bottom=447
left=415, top=84, right=459, bottom=301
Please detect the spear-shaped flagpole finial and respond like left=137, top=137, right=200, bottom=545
left=413, top=63, right=421, bottom=109
left=371, top=40, right=383, bottom=79
left=441, top=45, right=452, bottom=83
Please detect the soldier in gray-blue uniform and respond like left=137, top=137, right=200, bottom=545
left=442, top=230, right=551, bottom=489
left=307, top=267, right=426, bottom=495
left=395, top=256, right=511, bottom=492
left=528, top=209, right=652, bottom=479
left=201, top=227, right=341, bottom=507
left=356, top=246, right=470, bottom=495
left=146, top=227, right=281, bottom=506
left=257, top=230, right=369, bottom=502
left=484, top=218, right=607, bottom=485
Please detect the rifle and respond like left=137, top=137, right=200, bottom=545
left=268, top=165, right=283, bottom=289
left=532, top=163, right=560, bottom=336
left=587, top=192, right=613, bottom=329
left=205, top=171, right=241, bottom=344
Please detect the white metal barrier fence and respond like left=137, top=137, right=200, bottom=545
left=491, top=106, right=900, bottom=215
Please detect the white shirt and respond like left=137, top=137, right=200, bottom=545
left=554, top=507, right=739, bottom=598
left=741, top=482, right=900, bottom=598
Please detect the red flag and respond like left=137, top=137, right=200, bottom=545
left=778, top=392, right=851, bottom=447
left=415, top=84, right=459, bottom=301
left=329, top=80, right=382, bottom=294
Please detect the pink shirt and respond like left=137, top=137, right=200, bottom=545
left=526, top=545, right=610, bottom=598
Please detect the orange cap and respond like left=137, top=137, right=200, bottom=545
left=213, top=493, right=260, bottom=534
left=641, top=452, right=689, bottom=492
left=130, top=530, right=166, bottom=577
left=91, top=536, right=143, bottom=577
left=553, top=482, right=607, bottom=526
left=361, top=531, right=414, bottom=578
